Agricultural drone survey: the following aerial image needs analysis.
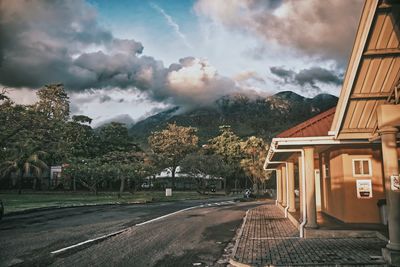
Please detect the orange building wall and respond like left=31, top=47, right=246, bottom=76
left=321, top=147, right=385, bottom=223
left=322, top=150, right=345, bottom=220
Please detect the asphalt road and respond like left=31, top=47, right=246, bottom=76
left=0, top=197, right=263, bottom=267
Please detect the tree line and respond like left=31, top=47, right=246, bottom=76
left=0, top=84, right=271, bottom=196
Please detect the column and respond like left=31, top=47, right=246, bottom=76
left=298, top=156, right=304, bottom=219
left=304, top=146, right=317, bottom=228
left=379, top=126, right=400, bottom=252
left=276, top=169, right=282, bottom=204
left=288, top=160, right=296, bottom=212
left=281, top=164, right=287, bottom=207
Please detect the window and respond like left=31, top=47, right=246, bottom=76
left=352, top=159, right=372, bottom=177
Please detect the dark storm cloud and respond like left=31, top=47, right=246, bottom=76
left=270, top=66, right=342, bottom=92
left=270, top=67, right=295, bottom=82
left=295, top=68, right=342, bottom=87
left=0, top=0, right=239, bottom=108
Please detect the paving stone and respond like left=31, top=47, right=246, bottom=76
left=233, top=204, right=387, bottom=266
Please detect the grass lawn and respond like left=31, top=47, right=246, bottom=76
left=0, top=191, right=224, bottom=214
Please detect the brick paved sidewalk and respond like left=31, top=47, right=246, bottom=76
left=231, top=203, right=387, bottom=266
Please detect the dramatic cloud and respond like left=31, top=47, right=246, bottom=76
left=195, top=0, right=364, bottom=66
left=167, top=57, right=237, bottom=105
left=233, top=71, right=265, bottom=83
left=0, top=0, right=238, bottom=108
left=270, top=66, right=343, bottom=92
left=270, top=67, right=295, bottom=83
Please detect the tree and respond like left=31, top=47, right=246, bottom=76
left=100, top=151, right=146, bottom=198
left=98, top=122, right=138, bottom=155
left=240, top=136, right=269, bottom=194
left=208, top=125, right=242, bottom=193
left=148, top=123, right=198, bottom=189
left=181, top=152, right=230, bottom=194
left=34, top=84, right=70, bottom=165
left=0, top=151, right=48, bottom=194
left=0, top=98, right=44, bottom=152
left=35, top=84, right=70, bottom=121
left=62, top=158, right=108, bottom=195
left=63, top=115, right=97, bottom=159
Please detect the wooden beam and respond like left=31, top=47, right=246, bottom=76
left=350, top=92, right=391, bottom=100
left=340, top=128, right=374, bottom=133
left=364, top=48, right=400, bottom=57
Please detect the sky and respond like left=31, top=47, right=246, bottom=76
left=0, top=0, right=364, bottom=126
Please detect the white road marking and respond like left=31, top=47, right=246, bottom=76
left=135, top=206, right=197, bottom=226
left=51, top=229, right=126, bottom=255
left=250, top=237, right=300, bottom=240
left=50, top=200, right=236, bottom=255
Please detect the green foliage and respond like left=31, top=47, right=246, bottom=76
left=0, top=84, right=145, bottom=194
left=72, top=115, right=92, bottom=124
left=207, top=125, right=243, bottom=193
left=148, top=123, right=198, bottom=189
left=240, top=136, right=270, bottom=185
left=36, top=84, right=70, bottom=121
left=63, top=158, right=108, bottom=195
left=98, top=122, right=138, bottom=155
left=0, top=151, right=48, bottom=194
left=63, top=118, right=98, bottom=159
left=180, top=152, right=230, bottom=193
left=208, top=125, right=242, bottom=163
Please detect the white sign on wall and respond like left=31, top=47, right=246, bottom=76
left=391, top=175, right=400, bottom=191
left=356, top=179, right=373, bottom=199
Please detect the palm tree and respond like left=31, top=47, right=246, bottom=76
left=0, top=151, right=48, bottom=194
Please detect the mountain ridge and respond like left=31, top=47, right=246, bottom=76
left=129, top=91, right=338, bottom=146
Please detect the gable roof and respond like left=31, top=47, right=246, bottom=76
left=277, top=107, right=336, bottom=138
left=330, top=0, right=400, bottom=140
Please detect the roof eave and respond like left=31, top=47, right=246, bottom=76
left=264, top=135, right=375, bottom=169
left=330, top=0, right=379, bottom=138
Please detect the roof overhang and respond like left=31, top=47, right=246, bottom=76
left=264, top=135, right=375, bottom=169
left=330, top=0, right=400, bottom=140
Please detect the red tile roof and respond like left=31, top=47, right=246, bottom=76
left=277, top=107, right=336, bottom=138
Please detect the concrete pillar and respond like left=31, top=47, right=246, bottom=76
left=298, top=156, right=303, bottom=219
left=276, top=169, right=282, bottom=204
left=304, top=146, right=317, bottom=228
left=288, top=160, right=296, bottom=212
left=379, top=126, right=400, bottom=252
left=281, top=165, right=287, bottom=207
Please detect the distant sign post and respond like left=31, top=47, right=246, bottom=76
left=356, top=179, right=372, bottom=199
left=165, top=188, right=172, bottom=197
left=391, top=175, right=400, bottom=191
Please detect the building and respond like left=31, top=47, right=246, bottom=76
left=144, top=166, right=223, bottom=190
left=264, top=0, right=400, bottom=264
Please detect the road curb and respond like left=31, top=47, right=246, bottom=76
left=3, top=201, right=149, bottom=217
left=230, top=205, right=261, bottom=267
left=3, top=196, right=236, bottom=217
left=229, top=258, right=252, bottom=267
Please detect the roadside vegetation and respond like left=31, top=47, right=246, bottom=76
left=0, top=84, right=273, bottom=212
left=1, top=191, right=223, bottom=214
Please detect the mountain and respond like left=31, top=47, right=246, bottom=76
left=129, top=91, right=338, bottom=146
left=96, top=114, right=135, bottom=128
